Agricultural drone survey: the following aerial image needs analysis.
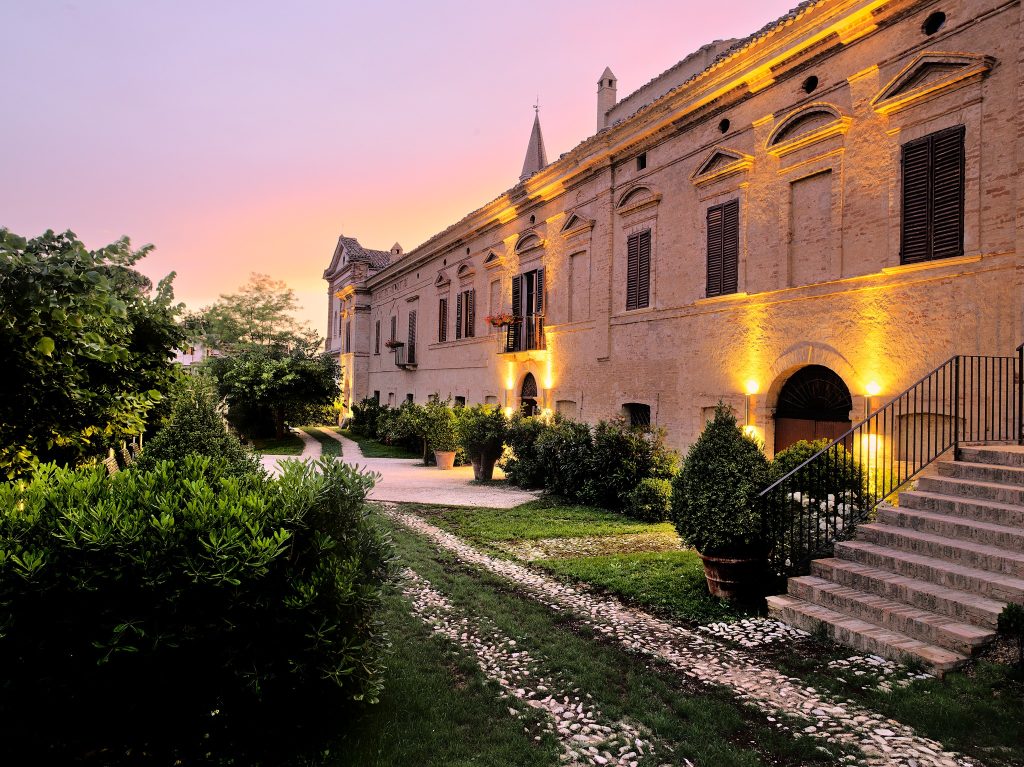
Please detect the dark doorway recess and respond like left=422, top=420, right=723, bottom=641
left=774, top=365, right=852, bottom=453
left=520, top=373, right=539, bottom=416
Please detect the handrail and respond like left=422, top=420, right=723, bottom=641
left=761, top=351, right=1020, bottom=577
left=504, top=314, right=546, bottom=353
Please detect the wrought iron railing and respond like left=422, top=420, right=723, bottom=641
left=504, top=314, right=546, bottom=353
left=761, top=349, right=1022, bottom=577
left=391, top=343, right=416, bottom=367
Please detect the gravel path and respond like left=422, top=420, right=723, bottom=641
left=385, top=507, right=979, bottom=767
left=400, top=567, right=672, bottom=767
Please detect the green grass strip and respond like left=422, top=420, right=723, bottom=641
left=338, top=429, right=421, bottom=459
left=301, top=427, right=342, bottom=458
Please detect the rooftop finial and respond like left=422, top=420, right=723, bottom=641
left=519, top=105, right=549, bottom=182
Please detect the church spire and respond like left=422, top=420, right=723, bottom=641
left=519, top=105, right=548, bottom=181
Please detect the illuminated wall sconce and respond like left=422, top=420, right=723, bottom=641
left=864, top=381, right=881, bottom=418
left=743, top=380, right=759, bottom=432
left=503, top=406, right=514, bottom=418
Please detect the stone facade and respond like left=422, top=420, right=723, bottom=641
left=325, top=0, right=1024, bottom=456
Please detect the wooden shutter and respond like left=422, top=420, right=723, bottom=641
left=706, top=205, right=724, bottom=297
left=637, top=230, right=651, bottom=309
left=344, top=321, right=351, bottom=353
left=455, top=292, right=463, bottom=340
left=722, top=199, right=739, bottom=294
left=390, top=315, right=396, bottom=342
left=438, top=298, right=447, bottom=342
left=508, top=275, right=522, bottom=352
left=466, top=289, right=475, bottom=337
left=626, top=233, right=640, bottom=310
left=535, top=268, right=545, bottom=315
left=931, top=125, right=965, bottom=259
left=900, top=137, right=931, bottom=264
left=374, top=320, right=380, bottom=354
left=407, top=310, right=417, bottom=363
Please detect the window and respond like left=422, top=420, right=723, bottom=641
left=801, top=75, right=819, bottom=94
left=901, top=125, right=965, bottom=264
left=922, top=11, right=945, bottom=35
left=623, top=403, right=651, bottom=427
left=374, top=320, right=381, bottom=354
left=706, top=199, right=739, bottom=297
left=373, top=390, right=380, bottom=402
left=390, top=315, right=397, bottom=343
left=344, top=321, right=351, bottom=353
left=636, top=152, right=647, bottom=171
left=508, top=269, right=545, bottom=352
left=455, top=289, right=475, bottom=339
left=406, top=393, right=414, bottom=404
left=438, top=297, right=448, bottom=342
left=454, top=396, right=466, bottom=407
left=407, top=310, right=417, bottom=364
left=718, top=118, right=730, bottom=134
left=555, top=399, right=577, bottom=419
left=625, top=229, right=651, bottom=310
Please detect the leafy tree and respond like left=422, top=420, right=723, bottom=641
left=208, top=347, right=340, bottom=439
left=186, top=273, right=315, bottom=351
left=0, top=229, right=184, bottom=478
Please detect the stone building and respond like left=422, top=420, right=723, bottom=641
left=324, top=0, right=1023, bottom=457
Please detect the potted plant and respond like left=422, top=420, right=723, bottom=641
left=425, top=399, right=459, bottom=470
left=384, top=339, right=404, bottom=350
left=485, top=313, right=516, bottom=328
left=670, top=403, right=772, bottom=601
left=456, top=404, right=507, bottom=481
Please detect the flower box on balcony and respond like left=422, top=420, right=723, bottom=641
left=384, top=340, right=404, bottom=350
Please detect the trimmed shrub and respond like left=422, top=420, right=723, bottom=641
left=456, top=404, right=507, bottom=461
left=671, top=403, right=772, bottom=555
left=136, top=374, right=262, bottom=478
left=773, top=438, right=865, bottom=499
left=581, top=419, right=678, bottom=509
left=625, top=477, right=673, bottom=522
left=424, top=398, right=458, bottom=453
left=351, top=397, right=389, bottom=439
left=534, top=419, right=594, bottom=499
left=0, top=455, right=392, bottom=761
left=500, top=415, right=549, bottom=489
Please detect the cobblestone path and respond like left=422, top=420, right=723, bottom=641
left=384, top=507, right=979, bottom=767
left=401, top=568, right=673, bottom=767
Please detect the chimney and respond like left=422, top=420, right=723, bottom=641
left=596, top=66, right=617, bottom=132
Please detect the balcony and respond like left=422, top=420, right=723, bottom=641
left=390, top=342, right=417, bottom=369
left=501, top=314, right=547, bottom=361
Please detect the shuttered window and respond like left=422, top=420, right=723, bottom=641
left=374, top=320, right=380, bottom=354
left=706, top=199, right=739, bottom=297
left=344, top=321, right=351, bottom=353
left=464, top=289, right=475, bottom=338
left=625, top=230, right=651, bottom=310
left=390, top=316, right=397, bottom=343
left=438, top=298, right=448, bottom=342
left=407, top=310, right=417, bottom=364
left=900, top=125, right=965, bottom=264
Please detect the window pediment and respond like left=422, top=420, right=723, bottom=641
left=434, top=271, right=450, bottom=287
left=515, top=231, right=544, bottom=255
left=560, top=212, right=595, bottom=236
left=871, top=52, right=994, bottom=115
left=616, top=185, right=662, bottom=216
left=456, top=263, right=476, bottom=281
left=483, top=250, right=504, bottom=269
left=691, top=147, right=754, bottom=186
left=766, top=103, right=850, bottom=157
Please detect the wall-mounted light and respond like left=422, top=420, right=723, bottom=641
left=744, top=380, right=759, bottom=431
left=503, top=406, right=514, bottom=419
left=865, top=381, right=881, bottom=417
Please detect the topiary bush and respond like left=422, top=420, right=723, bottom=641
left=136, top=373, right=262, bottom=479
left=456, top=404, right=507, bottom=480
left=671, top=403, right=772, bottom=555
left=0, top=455, right=392, bottom=763
left=424, top=398, right=458, bottom=453
left=625, top=477, right=673, bottom=522
left=500, top=414, right=549, bottom=489
left=773, top=438, right=865, bottom=500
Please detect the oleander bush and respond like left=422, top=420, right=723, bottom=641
left=0, top=455, right=392, bottom=763
left=625, top=477, right=674, bottom=522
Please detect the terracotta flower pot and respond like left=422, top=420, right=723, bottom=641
left=434, top=450, right=457, bottom=470
left=698, top=552, right=765, bottom=601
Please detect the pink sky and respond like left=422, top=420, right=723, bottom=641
left=2, top=0, right=799, bottom=334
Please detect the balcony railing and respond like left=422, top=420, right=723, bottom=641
left=503, top=314, right=546, bottom=353
left=760, top=347, right=1022, bottom=578
left=389, top=342, right=416, bottom=367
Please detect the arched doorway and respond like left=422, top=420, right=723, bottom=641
left=774, top=365, right=852, bottom=453
left=520, top=372, right=539, bottom=416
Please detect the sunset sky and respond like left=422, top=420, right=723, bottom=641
left=3, top=0, right=799, bottom=333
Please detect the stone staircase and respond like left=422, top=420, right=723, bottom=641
left=767, top=445, right=1024, bottom=675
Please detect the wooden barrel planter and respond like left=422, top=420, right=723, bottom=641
left=698, top=552, right=765, bottom=601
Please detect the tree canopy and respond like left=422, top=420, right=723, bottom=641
left=0, top=229, right=184, bottom=478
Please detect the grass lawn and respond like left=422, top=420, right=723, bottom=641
left=301, top=426, right=342, bottom=458
left=338, top=428, right=421, bottom=459
left=250, top=433, right=305, bottom=455
left=539, top=551, right=746, bottom=624
left=365, top=519, right=848, bottom=767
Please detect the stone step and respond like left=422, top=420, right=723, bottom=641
left=811, top=557, right=1006, bottom=629
left=834, top=539, right=1024, bottom=603
left=958, top=445, right=1024, bottom=467
left=787, top=576, right=994, bottom=655
left=877, top=505, right=1024, bottom=552
left=917, top=475, right=1024, bottom=506
left=936, top=459, right=1024, bottom=486
left=766, top=594, right=967, bottom=675
left=899, top=490, right=1024, bottom=527
left=857, top=523, right=1024, bottom=578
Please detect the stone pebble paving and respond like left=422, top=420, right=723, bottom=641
left=400, top=567, right=675, bottom=767
left=385, top=507, right=979, bottom=767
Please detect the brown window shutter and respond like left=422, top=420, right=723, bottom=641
left=535, top=268, right=545, bottom=315
left=390, top=316, right=396, bottom=343
left=344, top=321, right=351, bottom=353
left=706, top=204, right=724, bottom=297
left=374, top=320, right=380, bottom=354
left=637, top=229, right=651, bottom=309
left=466, top=289, right=475, bottom=337
left=455, top=293, right=463, bottom=340
left=508, top=275, right=522, bottom=352
left=626, top=233, right=640, bottom=310
left=407, top=310, right=417, bottom=363
left=900, top=138, right=931, bottom=264
left=722, top=199, right=739, bottom=294
left=438, top=298, right=447, bottom=342
left=930, top=125, right=965, bottom=259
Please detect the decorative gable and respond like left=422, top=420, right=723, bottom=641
left=691, top=147, right=754, bottom=186
left=766, top=103, right=851, bottom=157
left=515, top=231, right=544, bottom=254
left=457, top=263, right=475, bottom=280
left=434, top=271, right=450, bottom=287
left=615, top=185, right=662, bottom=216
left=483, top=251, right=504, bottom=269
left=871, top=52, right=994, bottom=115
left=560, top=212, right=595, bottom=236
